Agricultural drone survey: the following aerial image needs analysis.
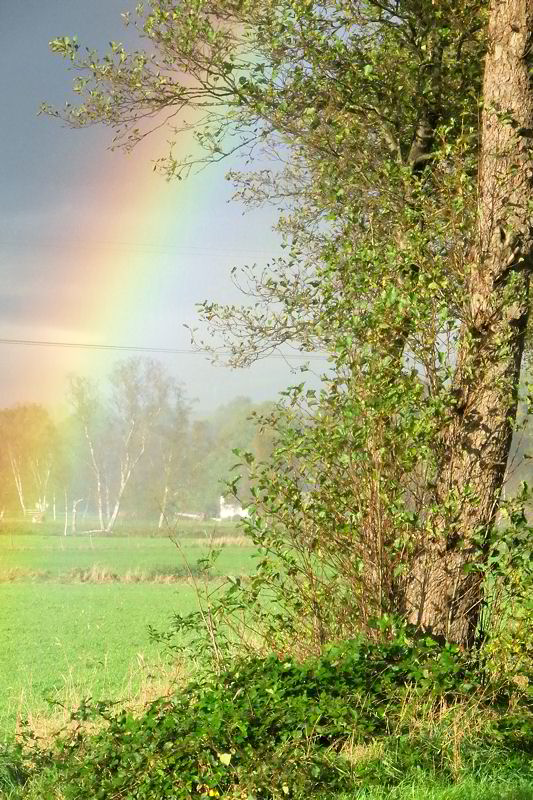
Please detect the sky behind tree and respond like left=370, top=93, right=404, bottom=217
left=0, top=1, right=319, bottom=413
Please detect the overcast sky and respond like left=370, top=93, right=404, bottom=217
left=0, top=1, right=321, bottom=415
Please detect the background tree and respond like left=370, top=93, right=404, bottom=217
left=136, top=397, right=277, bottom=520
left=196, top=397, right=276, bottom=512
left=104, top=358, right=174, bottom=531
left=68, top=358, right=177, bottom=532
left=129, top=377, right=191, bottom=526
left=0, top=405, right=59, bottom=517
left=68, top=375, right=109, bottom=530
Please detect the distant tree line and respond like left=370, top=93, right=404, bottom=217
left=0, top=357, right=274, bottom=531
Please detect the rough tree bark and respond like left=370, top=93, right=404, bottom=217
left=407, top=0, right=533, bottom=646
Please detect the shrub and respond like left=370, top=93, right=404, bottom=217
left=13, top=631, right=532, bottom=799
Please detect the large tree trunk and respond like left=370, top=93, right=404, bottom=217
left=406, top=0, right=533, bottom=647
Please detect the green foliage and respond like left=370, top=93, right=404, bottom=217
left=153, top=380, right=533, bottom=667
left=481, top=488, right=533, bottom=681
left=44, top=0, right=486, bottom=367
left=10, top=633, right=532, bottom=799
left=231, top=368, right=439, bottom=652
left=0, top=744, right=28, bottom=796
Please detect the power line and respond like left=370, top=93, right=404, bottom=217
left=0, top=337, right=328, bottom=361
left=0, top=238, right=280, bottom=258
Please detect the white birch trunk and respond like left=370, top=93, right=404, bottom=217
left=83, top=423, right=105, bottom=530
left=72, top=498, right=83, bottom=534
left=9, top=453, right=26, bottom=515
left=158, top=454, right=173, bottom=529
left=63, top=488, right=68, bottom=536
left=105, top=421, right=147, bottom=533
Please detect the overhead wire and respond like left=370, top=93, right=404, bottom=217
left=1, top=239, right=320, bottom=359
left=0, top=238, right=280, bottom=257
left=0, top=337, right=328, bottom=361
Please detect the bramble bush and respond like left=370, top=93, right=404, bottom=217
left=6, top=629, right=532, bottom=799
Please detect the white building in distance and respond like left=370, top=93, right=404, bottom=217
left=219, top=495, right=249, bottom=520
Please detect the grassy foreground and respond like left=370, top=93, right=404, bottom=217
left=1, top=635, right=531, bottom=799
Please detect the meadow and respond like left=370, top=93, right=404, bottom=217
left=1, top=522, right=532, bottom=800
left=0, top=520, right=252, bottom=737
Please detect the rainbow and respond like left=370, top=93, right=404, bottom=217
left=63, top=127, right=206, bottom=348
left=27, top=124, right=230, bottom=407
left=6, top=117, right=282, bottom=412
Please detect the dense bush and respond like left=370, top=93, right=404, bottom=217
left=8, top=630, right=532, bottom=799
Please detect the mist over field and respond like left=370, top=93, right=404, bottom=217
left=0, top=358, right=281, bottom=529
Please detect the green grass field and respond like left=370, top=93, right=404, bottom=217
left=0, top=534, right=257, bottom=579
left=0, top=522, right=254, bottom=738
